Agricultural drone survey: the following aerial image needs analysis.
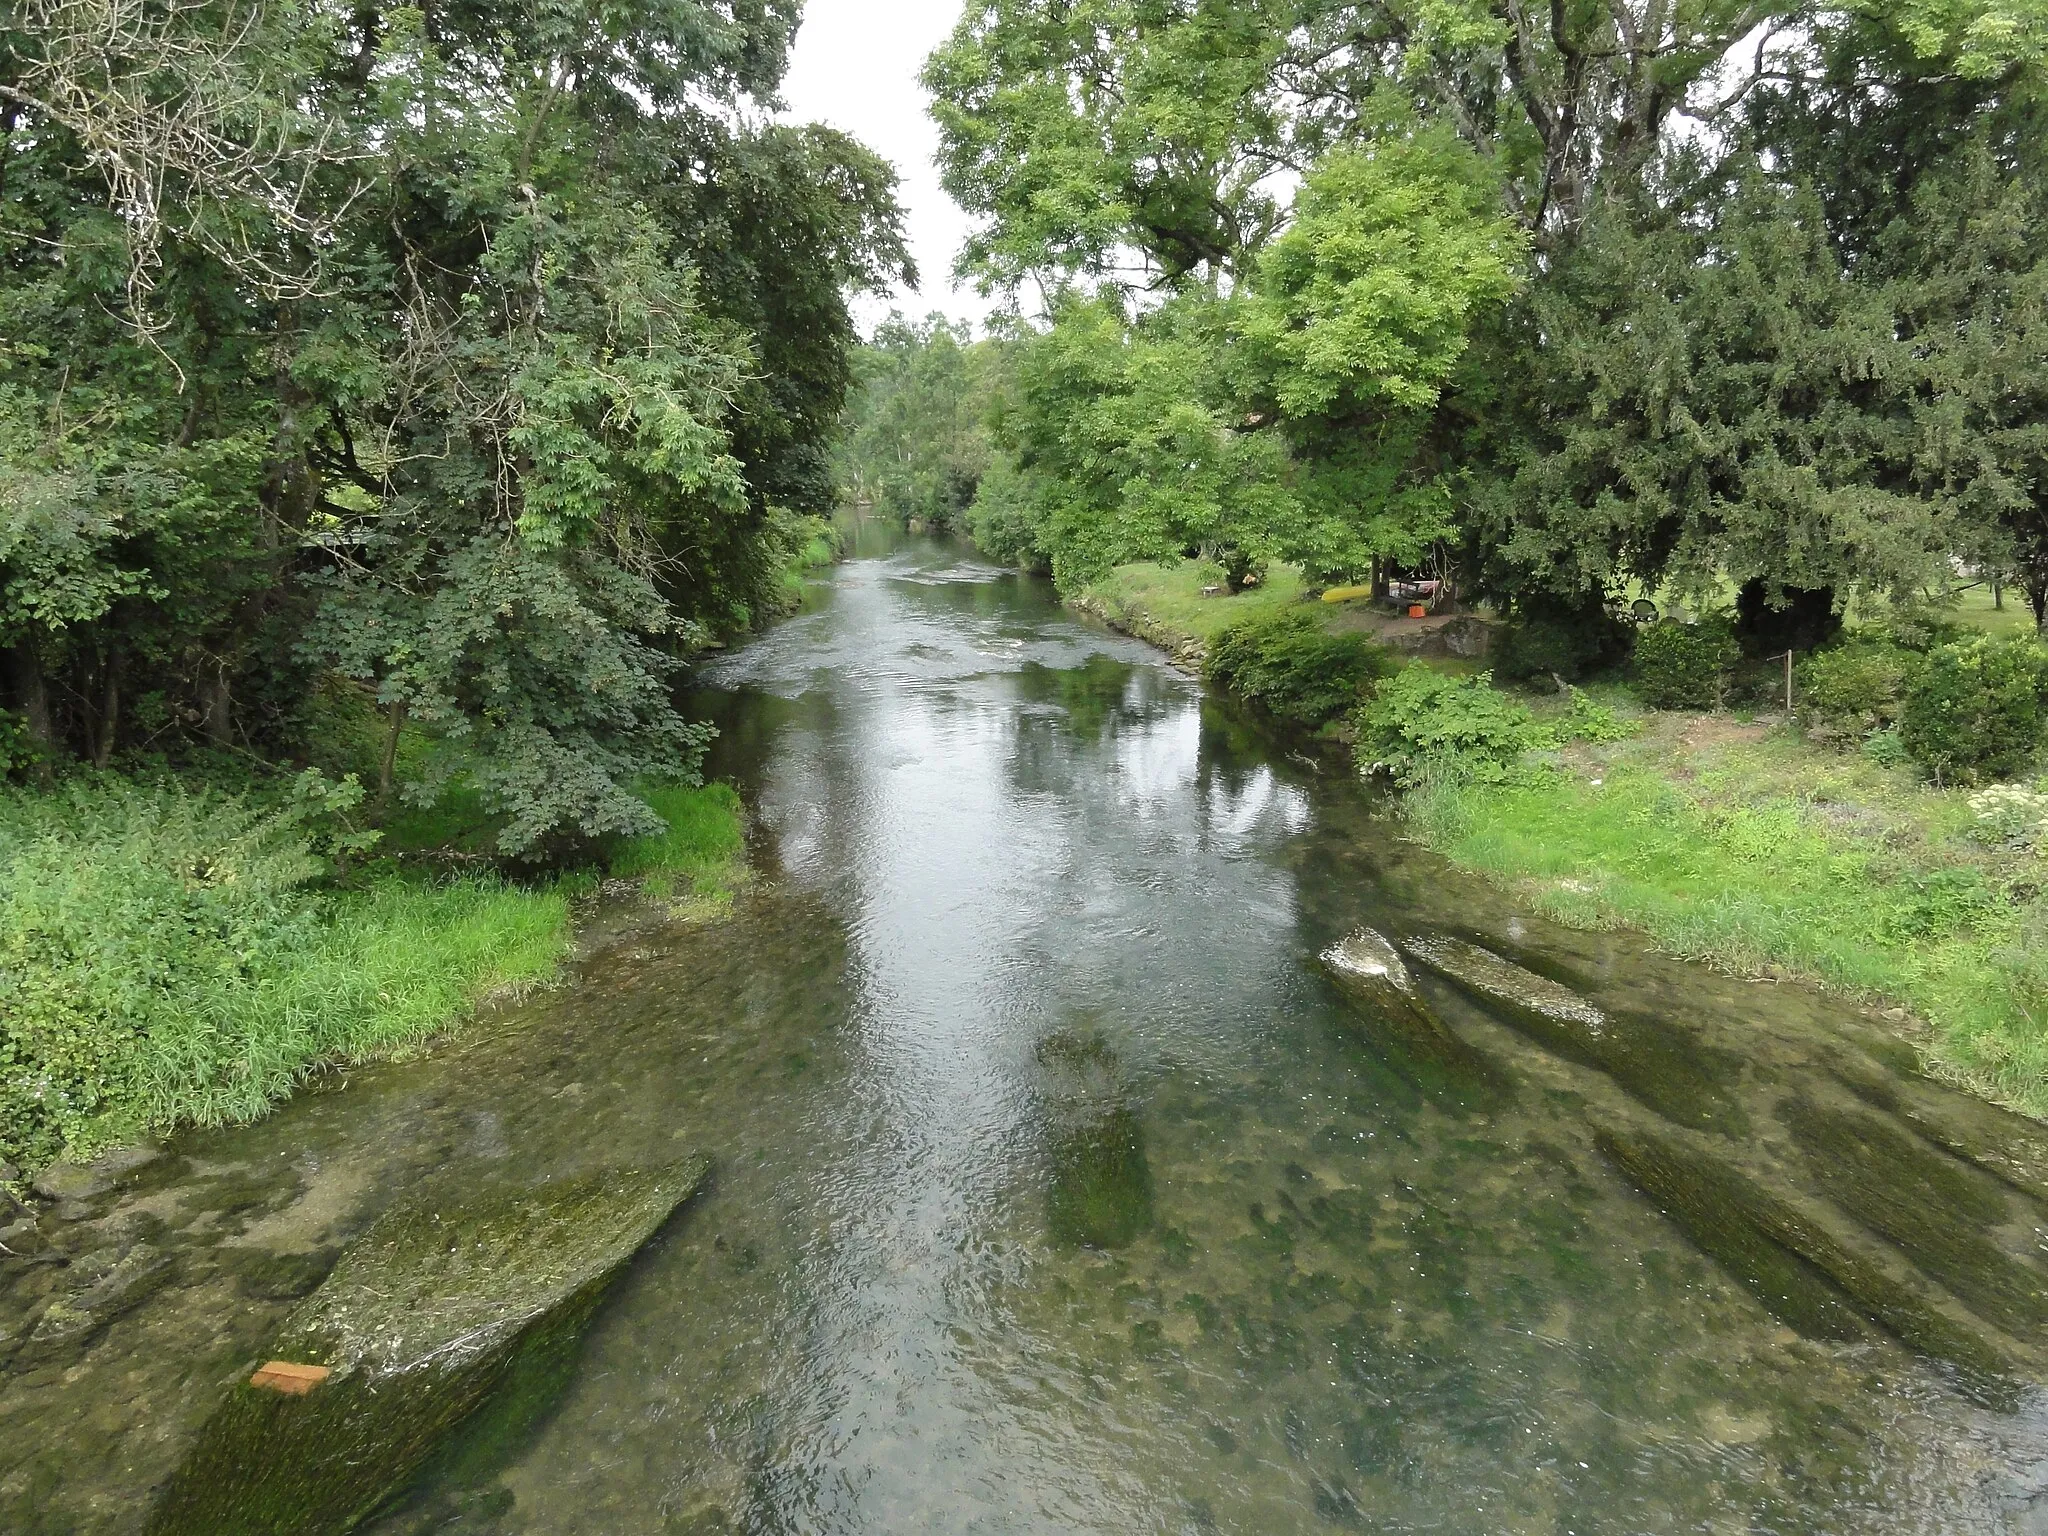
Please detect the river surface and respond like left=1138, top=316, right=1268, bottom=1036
left=8, top=526, right=2048, bottom=1534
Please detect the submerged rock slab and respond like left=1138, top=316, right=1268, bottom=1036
left=1597, top=1125, right=2014, bottom=1408
left=1320, top=929, right=1499, bottom=1100
left=1038, top=1031, right=1154, bottom=1249
left=1401, top=935, right=1742, bottom=1134
left=1784, top=1098, right=2048, bottom=1337
left=1836, top=1058, right=2048, bottom=1209
left=147, top=1159, right=710, bottom=1536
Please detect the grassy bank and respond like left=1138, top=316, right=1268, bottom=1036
left=1081, top=555, right=2048, bottom=1117
left=1073, top=560, right=1308, bottom=664
left=1412, top=709, right=2048, bottom=1113
left=0, top=776, right=748, bottom=1176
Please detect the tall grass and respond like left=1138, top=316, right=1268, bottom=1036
left=0, top=776, right=744, bottom=1173
left=609, top=782, right=747, bottom=910
left=1410, top=767, right=2048, bottom=1114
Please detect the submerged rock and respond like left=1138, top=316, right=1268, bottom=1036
left=29, top=1145, right=160, bottom=1205
left=21, top=1242, right=175, bottom=1359
left=1037, top=1032, right=1154, bottom=1249
left=1046, top=1105, right=1155, bottom=1249
left=1836, top=1059, right=2048, bottom=1209
left=1597, top=1125, right=2014, bottom=1408
left=1401, top=935, right=1742, bottom=1134
left=147, top=1159, right=711, bottom=1536
left=1320, top=929, right=1499, bottom=1100
left=1784, top=1098, right=2048, bottom=1336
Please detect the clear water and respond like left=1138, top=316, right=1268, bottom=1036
left=7, top=525, right=2048, bottom=1534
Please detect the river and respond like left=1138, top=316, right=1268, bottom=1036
left=7, top=525, right=2048, bottom=1533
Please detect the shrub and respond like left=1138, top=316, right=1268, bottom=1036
left=1355, top=667, right=1544, bottom=787
left=1633, top=619, right=1740, bottom=710
left=1206, top=608, right=1396, bottom=727
left=1862, top=728, right=1908, bottom=769
left=1495, top=596, right=1634, bottom=685
left=1796, top=641, right=1922, bottom=730
left=1560, top=687, right=1637, bottom=744
left=1899, top=636, right=2048, bottom=785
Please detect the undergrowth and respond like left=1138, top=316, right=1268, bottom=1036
left=0, top=774, right=746, bottom=1174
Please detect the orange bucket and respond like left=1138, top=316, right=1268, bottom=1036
left=1407, top=604, right=1426, bottom=619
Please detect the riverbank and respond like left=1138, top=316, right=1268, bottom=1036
left=1076, top=558, right=2048, bottom=1118
left=0, top=776, right=748, bottom=1182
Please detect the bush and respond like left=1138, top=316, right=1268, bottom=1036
left=1899, top=636, right=2048, bottom=785
left=1355, top=667, right=1544, bottom=787
left=1560, top=687, right=1638, bottom=744
left=1495, top=595, right=1634, bottom=685
left=1633, top=619, right=1740, bottom=709
left=1206, top=608, right=1397, bottom=727
left=1796, top=640, right=1922, bottom=730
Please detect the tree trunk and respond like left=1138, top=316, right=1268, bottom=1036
left=92, top=651, right=123, bottom=769
left=202, top=665, right=234, bottom=747
left=378, top=697, right=406, bottom=804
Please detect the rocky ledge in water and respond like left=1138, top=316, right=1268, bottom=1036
left=146, top=1158, right=711, bottom=1536
left=1399, top=934, right=1743, bottom=1134
left=1596, top=1122, right=2018, bottom=1409
left=1319, top=928, right=1501, bottom=1104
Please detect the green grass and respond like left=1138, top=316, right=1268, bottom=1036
left=0, top=775, right=747, bottom=1174
left=1077, top=559, right=1310, bottom=651
left=1406, top=720, right=2048, bottom=1115
left=1950, top=582, right=2039, bottom=640
left=609, top=781, right=748, bottom=913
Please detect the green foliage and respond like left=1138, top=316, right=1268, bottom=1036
left=838, top=314, right=1001, bottom=530
left=1496, top=597, right=1635, bottom=685
left=0, top=779, right=553, bottom=1169
left=922, top=0, right=2048, bottom=658
left=0, top=767, right=748, bottom=1172
left=964, top=455, right=1050, bottom=571
left=1864, top=727, right=1911, bottom=768
left=1355, top=666, right=1543, bottom=787
left=1204, top=608, right=1396, bottom=727
left=990, top=292, right=1297, bottom=590
left=1634, top=621, right=1742, bottom=710
left=1798, top=641, right=1924, bottom=730
left=1, top=0, right=907, bottom=847
left=1899, top=636, right=2048, bottom=783
left=1560, top=688, right=1638, bottom=744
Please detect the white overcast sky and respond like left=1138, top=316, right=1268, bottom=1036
left=779, top=0, right=1002, bottom=334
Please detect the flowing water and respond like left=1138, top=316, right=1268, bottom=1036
left=9, top=525, right=2048, bottom=1534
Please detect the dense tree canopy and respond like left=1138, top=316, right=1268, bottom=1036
left=904, top=0, right=2048, bottom=647
left=1, top=0, right=908, bottom=848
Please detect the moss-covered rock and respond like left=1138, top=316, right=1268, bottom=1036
left=147, top=1159, right=710, bottom=1536
left=1320, top=929, right=1501, bottom=1103
left=1836, top=1059, right=2048, bottom=1208
left=1037, top=1031, right=1153, bottom=1249
left=1783, top=1098, right=2048, bottom=1336
left=1597, top=1125, right=2014, bottom=1408
left=1402, top=936, right=1742, bottom=1134
left=20, top=1241, right=175, bottom=1362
